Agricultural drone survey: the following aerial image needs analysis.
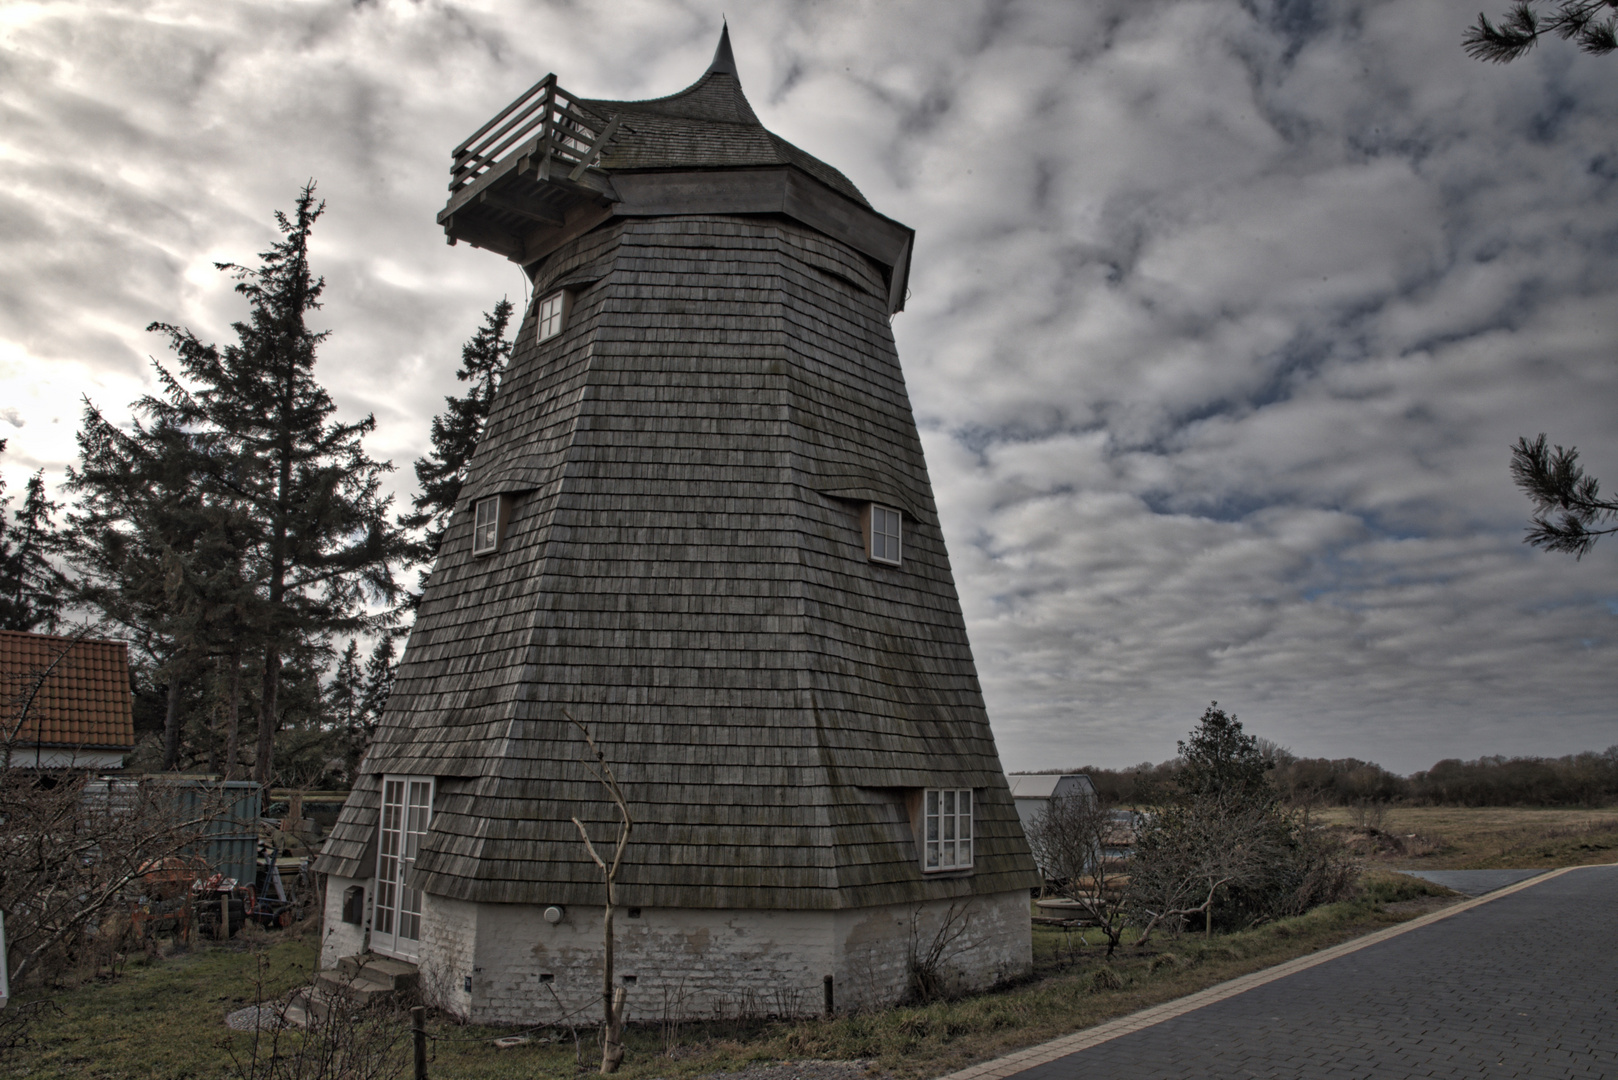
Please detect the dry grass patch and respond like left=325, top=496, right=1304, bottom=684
left=1313, top=805, right=1618, bottom=869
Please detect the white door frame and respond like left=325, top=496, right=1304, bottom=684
left=372, top=774, right=434, bottom=962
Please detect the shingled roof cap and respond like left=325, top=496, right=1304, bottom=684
left=438, top=21, right=912, bottom=309
left=706, top=22, right=738, bottom=77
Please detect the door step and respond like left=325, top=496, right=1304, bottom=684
left=284, top=954, right=419, bottom=1028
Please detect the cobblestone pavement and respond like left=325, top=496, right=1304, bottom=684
left=1007, top=865, right=1617, bottom=1080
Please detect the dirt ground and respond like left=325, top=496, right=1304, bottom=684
left=699, top=1062, right=884, bottom=1080
left=1311, top=805, right=1618, bottom=869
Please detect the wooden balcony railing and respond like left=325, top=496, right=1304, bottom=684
left=449, top=75, right=611, bottom=195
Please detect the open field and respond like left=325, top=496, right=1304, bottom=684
left=1312, top=805, right=1618, bottom=869
left=3, top=876, right=1457, bottom=1080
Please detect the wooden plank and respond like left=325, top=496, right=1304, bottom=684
left=476, top=190, right=565, bottom=227
left=452, top=74, right=556, bottom=158
left=568, top=115, right=623, bottom=182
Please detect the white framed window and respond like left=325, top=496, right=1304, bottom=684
left=865, top=503, right=902, bottom=565
left=923, top=788, right=973, bottom=872
left=536, top=290, right=571, bottom=342
left=472, top=494, right=512, bottom=556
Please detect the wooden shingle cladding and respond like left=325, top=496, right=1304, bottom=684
left=581, top=72, right=872, bottom=209
left=321, top=213, right=1038, bottom=909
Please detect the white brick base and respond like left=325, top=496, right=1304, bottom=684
left=427, top=889, right=1027, bottom=1024
left=322, top=880, right=1031, bottom=1024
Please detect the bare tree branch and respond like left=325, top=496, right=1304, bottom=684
left=563, top=710, right=633, bottom=1075
left=1025, top=794, right=1133, bottom=958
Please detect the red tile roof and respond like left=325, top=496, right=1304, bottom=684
left=0, top=629, right=136, bottom=751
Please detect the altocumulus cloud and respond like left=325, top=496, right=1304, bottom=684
left=0, top=0, right=1612, bottom=772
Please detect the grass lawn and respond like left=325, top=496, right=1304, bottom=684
left=4, top=875, right=1457, bottom=1080
left=0, top=930, right=321, bottom=1080
left=1312, top=804, right=1618, bottom=869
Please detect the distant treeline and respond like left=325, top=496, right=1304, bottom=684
left=1052, top=747, right=1618, bottom=808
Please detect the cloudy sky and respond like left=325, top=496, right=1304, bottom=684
left=2, top=0, right=1613, bottom=773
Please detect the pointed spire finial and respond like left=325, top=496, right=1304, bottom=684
left=706, top=20, right=738, bottom=77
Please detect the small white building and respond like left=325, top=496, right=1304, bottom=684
left=1007, top=774, right=1098, bottom=838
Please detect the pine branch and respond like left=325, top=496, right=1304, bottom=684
left=1466, top=0, right=1618, bottom=60
left=1511, top=435, right=1618, bottom=558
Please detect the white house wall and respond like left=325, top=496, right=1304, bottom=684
left=404, top=888, right=1030, bottom=1024
left=319, top=874, right=368, bottom=967
left=418, top=892, right=480, bottom=1014
left=17, top=748, right=126, bottom=769
left=833, top=888, right=1031, bottom=1013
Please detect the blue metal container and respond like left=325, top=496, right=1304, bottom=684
left=162, top=779, right=263, bottom=883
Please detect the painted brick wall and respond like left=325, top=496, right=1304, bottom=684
left=837, top=889, right=1031, bottom=1011
left=416, top=892, right=479, bottom=1015
left=319, top=874, right=367, bottom=969
left=416, top=889, right=1030, bottom=1024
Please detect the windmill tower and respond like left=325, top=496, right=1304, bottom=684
left=317, top=28, right=1038, bottom=1023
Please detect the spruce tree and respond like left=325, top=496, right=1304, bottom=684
left=0, top=440, right=68, bottom=633
left=402, top=299, right=514, bottom=572
left=66, top=404, right=247, bottom=769
left=328, top=639, right=365, bottom=731
left=148, top=184, right=409, bottom=784
left=361, top=634, right=396, bottom=724
left=327, top=638, right=367, bottom=779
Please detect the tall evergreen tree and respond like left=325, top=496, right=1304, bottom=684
left=328, top=638, right=365, bottom=733
left=0, top=440, right=68, bottom=633
left=66, top=404, right=251, bottom=769
left=148, top=184, right=409, bottom=784
left=402, top=299, right=514, bottom=571
left=1175, top=702, right=1276, bottom=805
left=327, top=638, right=366, bottom=780
left=360, top=634, right=396, bottom=724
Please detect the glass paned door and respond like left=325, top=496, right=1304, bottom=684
left=373, top=775, right=433, bottom=961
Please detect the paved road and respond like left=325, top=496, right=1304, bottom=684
left=1008, top=865, right=1618, bottom=1080
left=1401, top=868, right=1549, bottom=896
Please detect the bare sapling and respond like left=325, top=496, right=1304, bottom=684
left=225, top=951, right=408, bottom=1080
left=564, top=710, right=634, bottom=1075
left=1025, top=793, right=1132, bottom=957
left=1129, top=799, right=1276, bottom=947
